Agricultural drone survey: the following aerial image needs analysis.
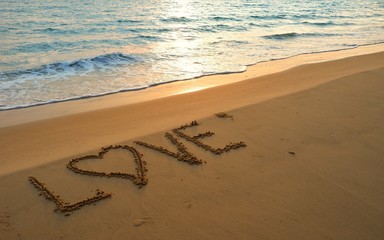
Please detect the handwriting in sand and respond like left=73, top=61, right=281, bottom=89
left=28, top=113, right=246, bottom=216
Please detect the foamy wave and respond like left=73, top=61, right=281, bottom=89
left=0, top=53, right=139, bottom=83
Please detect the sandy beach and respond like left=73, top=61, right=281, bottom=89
left=1, top=45, right=384, bottom=240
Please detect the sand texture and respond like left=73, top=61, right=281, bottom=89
left=0, top=47, right=384, bottom=240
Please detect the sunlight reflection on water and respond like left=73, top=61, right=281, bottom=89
left=0, top=0, right=383, bottom=109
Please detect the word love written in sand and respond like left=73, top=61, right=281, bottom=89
left=29, top=116, right=246, bottom=215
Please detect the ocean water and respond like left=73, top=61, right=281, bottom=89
left=1, top=0, right=383, bottom=110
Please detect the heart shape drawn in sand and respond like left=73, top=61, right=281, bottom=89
left=67, top=145, right=148, bottom=187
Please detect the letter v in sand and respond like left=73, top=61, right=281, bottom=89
left=135, top=132, right=202, bottom=165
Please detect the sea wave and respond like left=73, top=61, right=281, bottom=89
left=196, top=24, right=248, bottom=33
left=0, top=53, right=139, bottom=83
left=210, top=16, right=242, bottom=22
left=262, top=32, right=338, bottom=40
left=301, top=21, right=355, bottom=26
left=249, top=14, right=287, bottom=20
left=117, top=19, right=143, bottom=24
left=210, top=40, right=250, bottom=46
left=160, top=17, right=194, bottom=23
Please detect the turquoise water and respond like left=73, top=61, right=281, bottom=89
left=1, top=0, right=383, bottom=109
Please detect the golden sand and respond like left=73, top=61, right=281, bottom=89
left=0, top=44, right=384, bottom=239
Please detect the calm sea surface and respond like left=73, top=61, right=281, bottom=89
left=1, top=0, right=383, bottom=109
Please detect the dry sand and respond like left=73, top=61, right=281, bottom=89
left=0, top=45, right=384, bottom=240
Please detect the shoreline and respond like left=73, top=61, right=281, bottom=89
left=1, top=43, right=383, bottom=128
left=1, top=42, right=382, bottom=112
